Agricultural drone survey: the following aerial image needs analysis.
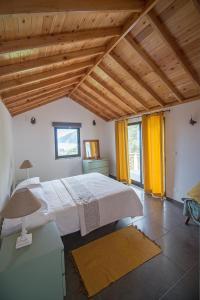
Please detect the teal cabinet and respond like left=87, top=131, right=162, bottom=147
left=83, top=159, right=109, bottom=176
left=0, top=222, right=66, bottom=300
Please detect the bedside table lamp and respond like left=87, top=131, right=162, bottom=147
left=20, top=160, right=33, bottom=179
left=1, top=188, right=41, bottom=249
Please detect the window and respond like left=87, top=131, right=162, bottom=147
left=53, top=122, right=81, bottom=159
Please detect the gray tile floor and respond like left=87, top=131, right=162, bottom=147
left=62, top=186, right=199, bottom=300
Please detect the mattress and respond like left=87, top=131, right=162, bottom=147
left=2, top=173, right=143, bottom=237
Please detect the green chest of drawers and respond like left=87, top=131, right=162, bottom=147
left=0, top=222, right=66, bottom=300
left=83, top=159, right=109, bottom=176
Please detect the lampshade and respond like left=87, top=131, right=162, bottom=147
left=20, top=160, right=33, bottom=169
left=1, top=188, right=41, bottom=219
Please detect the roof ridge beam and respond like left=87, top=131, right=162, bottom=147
left=70, top=0, right=159, bottom=96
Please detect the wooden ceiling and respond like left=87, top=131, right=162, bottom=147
left=0, top=0, right=200, bottom=120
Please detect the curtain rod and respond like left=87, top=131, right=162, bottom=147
left=115, top=108, right=171, bottom=121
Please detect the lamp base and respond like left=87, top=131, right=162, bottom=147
left=16, top=233, right=32, bottom=249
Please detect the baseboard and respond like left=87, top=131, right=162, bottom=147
left=109, top=174, right=117, bottom=180
left=165, top=197, right=183, bottom=207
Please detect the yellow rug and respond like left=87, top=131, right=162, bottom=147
left=72, top=226, right=161, bottom=297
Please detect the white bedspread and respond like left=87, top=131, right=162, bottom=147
left=2, top=173, right=143, bottom=237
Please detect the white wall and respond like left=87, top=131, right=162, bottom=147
left=0, top=101, right=14, bottom=210
left=13, top=97, right=109, bottom=182
left=13, top=95, right=200, bottom=202
left=105, top=121, right=116, bottom=177
left=104, top=100, right=200, bottom=202
left=165, top=100, right=200, bottom=202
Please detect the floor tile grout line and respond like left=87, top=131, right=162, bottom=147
left=158, top=263, right=198, bottom=299
left=161, top=252, right=188, bottom=274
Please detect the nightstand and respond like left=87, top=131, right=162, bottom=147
left=0, top=222, right=66, bottom=300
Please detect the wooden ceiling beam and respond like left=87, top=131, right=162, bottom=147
left=78, top=86, right=119, bottom=119
left=0, top=27, right=121, bottom=55
left=125, top=34, right=183, bottom=103
left=99, top=64, right=149, bottom=110
left=83, top=81, right=127, bottom=116
left=7, top=86, right=74, bottom=109
left=70, top=0, right=159, bottom=96
left=11, top=91, right=70, bottom=116
left=147, top=11, right=200, bottom=91
left=90, top=72, right=135, bottom=114
left=109, top=51, right=165, bottom=107
left=75, top=89, right=114, bottom=120
left=193, top=0, right=200, bottom=14
left=0, top=61, right=92, bottom=93
left=72, top=94, right=109, bottom=121
left=0, top=46, right=105, bottom=81
left=0, top=0, right=145, bottom=15
left=3, top=73, right=83, bottom=104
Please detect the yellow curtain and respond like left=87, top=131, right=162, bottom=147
left=142, top=113, right=165, bottom=197
left=115, top=119, right=130, bottom=184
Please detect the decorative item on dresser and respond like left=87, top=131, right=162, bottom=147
left=0, top=222, right=66, bottom=300
left=83, top=139, right=100, bottom=160
left=83, top=159, right=109, bottom=176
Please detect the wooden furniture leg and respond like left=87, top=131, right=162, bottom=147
left=185, top=216, right=190, bottom=225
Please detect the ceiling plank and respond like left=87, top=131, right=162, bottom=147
left=75, top=89, right=114, bottom=120
left=125, top=34, right=183, bottom=103
left=0, top=46, right=105, bottom=81
left=109, top=51, right=165, bottom=107
left=83, top=80, right=127, bottom=115
left=192, top=0, right=200, bottom=14
left=79, top=86, right=119, bottom=119
left=99, top=64, right=149, bottom=110
left=0, top=61, right=93, bottom=93
left=147, top=11, right=200, bottom=91
left=11, top=91, right=70, bottom=116
left=0, top=0, right=145, bottom=14
left=90, top=72, right=136, bottom=114
left=10, top=94, right=71, bottom=117
left=7, top=86, right=74, bottom=109
left=119, top=94, right=200, bottom=120
left=0, top=27, right=121, bottom=55
left=70, top=0, right=159, bottom=96
left=72, top=94, right=109, bottom=121
left=3, top=73, right=83, bottom=104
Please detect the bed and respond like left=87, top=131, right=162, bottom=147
left=2, top=173, right=143, bottom=237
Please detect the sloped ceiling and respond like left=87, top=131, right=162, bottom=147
left=0, top=0, right=200, bottom=120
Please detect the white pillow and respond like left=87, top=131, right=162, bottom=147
left=29, top=186, right=48, bottom=212
left=16, top=177, right=40, bottom=189
left=13, top=177, right=41, bottom=195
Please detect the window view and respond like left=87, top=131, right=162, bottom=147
left=128, top=123, right=142, bottom=185
left=54, top=127, right=80, bottom=158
